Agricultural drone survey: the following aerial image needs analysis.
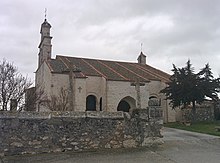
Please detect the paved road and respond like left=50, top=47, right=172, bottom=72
left=1, top=128, right=220, bottom=163
left=160, top=128, right=220, bottom=163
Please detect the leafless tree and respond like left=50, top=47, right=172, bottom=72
left=25, top=86, right=46, bottom=111
left=0, top=59, right=32, bottom=111
left=46, top=87, right=69, bottom=111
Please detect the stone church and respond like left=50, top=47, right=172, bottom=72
left=35, top=18, right=176, bottom=123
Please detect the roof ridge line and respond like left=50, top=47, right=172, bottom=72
left=56, top=55, right=137, bottom=64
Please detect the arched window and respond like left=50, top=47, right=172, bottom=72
left=148, top=96, right=161, bottom=106
left=86, top=95, right=96, bottom=111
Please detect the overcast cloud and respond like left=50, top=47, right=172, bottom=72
left=1, top=0, right=220, bottom=82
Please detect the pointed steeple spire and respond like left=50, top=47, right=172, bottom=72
left=38, top=13, right=53, bottom=67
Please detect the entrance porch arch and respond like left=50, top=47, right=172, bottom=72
left=117, top=96, right=136, bottom=112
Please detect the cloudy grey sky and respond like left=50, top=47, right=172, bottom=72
left=1, top=0, right=220, bottom=81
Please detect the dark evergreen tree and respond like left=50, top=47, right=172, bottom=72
left=161, top=60, right=220, bottom=121
left=197, top=64, right=220, bottom=101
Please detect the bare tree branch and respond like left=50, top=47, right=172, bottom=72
left=0, top=59, right=32, bottom=111
left=45, top=87, right=69, bottom=111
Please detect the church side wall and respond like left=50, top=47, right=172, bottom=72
left=165, top=99, right=176, bottom=123
left=36, top=62, right=51, bottom=95
left=75, top=78, right=86, bottom=111
left=106, top=81, right=149, bottom=112
left=86, top=76, right=106, bottom=111
left=148, top=81, right=176, bottom=123
left=50, top=73, right=69, bottom=96
left=36, top=70, right=176, bottom=122
left=50, top=74, right=88, bottom=112
left=35, top=62, right=52, bottom=111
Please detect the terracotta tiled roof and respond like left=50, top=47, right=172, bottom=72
left=46, top=55, right=170, bottom=82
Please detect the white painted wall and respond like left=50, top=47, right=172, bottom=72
left=75, top=78, right=86, bottom=111
left=148, top=81, right=176, bottom=123
left=106, top=81, right=149, bottom=112
left=35, top=62, right=52, bottom=111
left=85, top=76, right=106, bottom=111
left=36, top=67, right=177, bottom=122
left=51, top=73, right=69, bottom=95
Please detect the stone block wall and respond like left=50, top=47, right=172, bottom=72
left=181, top=104, right=215, bottom=122
left=0, top=110, right=162, bottom=156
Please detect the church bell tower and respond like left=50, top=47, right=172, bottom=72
left=137, top=51, right=146, bottom=65
left=38, top=18, right=52, bottom=67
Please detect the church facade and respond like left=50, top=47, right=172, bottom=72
left=35, top=19, right=176, bottom=123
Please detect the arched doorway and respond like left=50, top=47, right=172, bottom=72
left=117, top=100, right=130, bottom=112
left=86, top=95, right=96, bottom=111
left=117, top=96, right=136, bottom=112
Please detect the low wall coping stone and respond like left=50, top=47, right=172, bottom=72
left=0, top=111, right=125, bottom=120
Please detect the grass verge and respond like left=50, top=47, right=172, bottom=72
left=164, top=121, right=220, bottom=136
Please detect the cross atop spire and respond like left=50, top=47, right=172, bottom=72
left=141, top=43, right=143, bottom=52
left=44, top=8, right=47, bottom=21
